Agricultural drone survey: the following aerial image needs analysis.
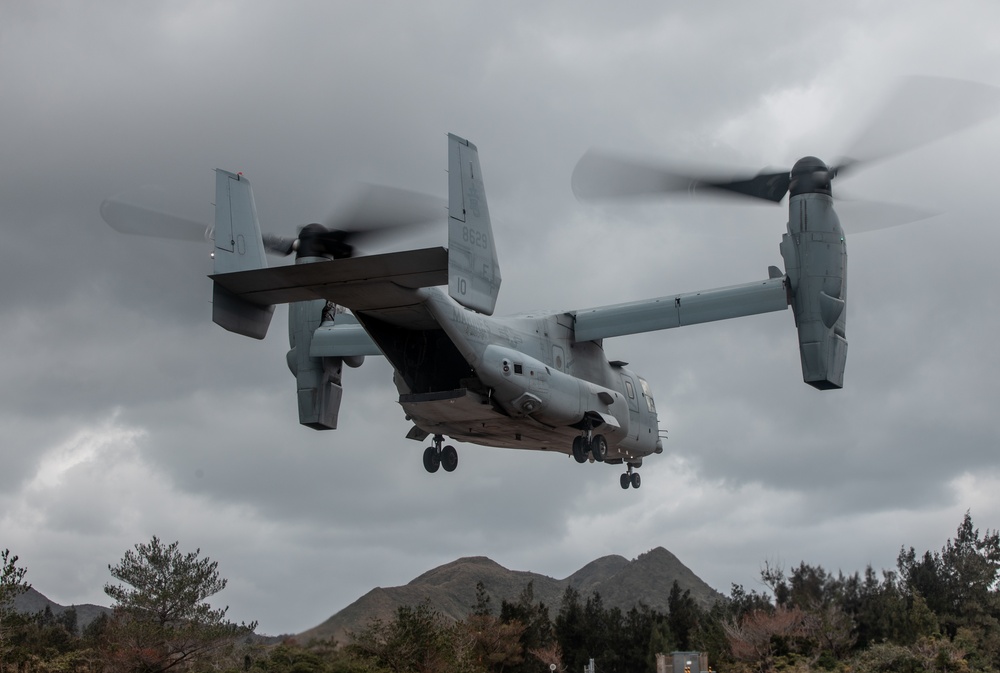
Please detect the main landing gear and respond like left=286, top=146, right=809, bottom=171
left=620, top=463, right=641, bottom=490
left=573, top=431, right=608, bottom=463
left=423, top=435, right=458, bottom=474
left=572, top=433, right=608, bottom=463
left=573, top=433, right=642, bottom=489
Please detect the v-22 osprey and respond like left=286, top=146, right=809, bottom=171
left=203, top=132, right=844, bottom=490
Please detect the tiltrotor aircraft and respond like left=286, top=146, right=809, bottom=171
left=103, top=76, right=999, bottom=489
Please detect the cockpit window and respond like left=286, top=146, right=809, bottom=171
left=639, top=377, right=656, bottom=413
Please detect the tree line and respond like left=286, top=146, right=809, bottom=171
left=0, top=536, right=256, bottom=672
left=2, top=511, right=999, bottom=672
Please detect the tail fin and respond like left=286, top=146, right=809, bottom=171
left=212, top=170, right=275, bottom=339
left=447, top=134, right=501, bottom=315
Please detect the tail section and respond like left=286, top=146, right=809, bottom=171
left=212, top=170, right=274, bottom=339
left=447, top=134, right=501, bottom=315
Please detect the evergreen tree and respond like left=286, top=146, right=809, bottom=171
left=554, top=587, right=586, bottom=673
left=0, top=548, right=30, bottom=653
left=897, top=546, right=948, bottom=622
left=347, top=601, right=456, bottom=673
left=667, top=581, right=699, bottom=651
left=57, top=605, right=78, bottom=636
left=103, top=535, right=257, bottom=672
left=940, top=511, right=1000, bottom=626
left=620, top=604, right=667, bottom=673
left=498, top=581, right=554, bottom=673
left=82, top=611, right=110, bottom=644
left=473, top=581, right=493, bottom=617
left=648, top=617, right=676, bottom=667
left=582, top=593, right=620, bottom=671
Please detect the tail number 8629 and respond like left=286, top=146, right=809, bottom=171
left=462, top=226, right=489, bottom=250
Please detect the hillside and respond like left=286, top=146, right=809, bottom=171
left=298, top=547, right=722, bottom=645
left=12, top=587, right=111, bottom=632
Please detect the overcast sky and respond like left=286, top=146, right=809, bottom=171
left=3, top=1, right=1000, bottom=636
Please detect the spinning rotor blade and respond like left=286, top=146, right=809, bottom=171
left=834, top=196, right=940, bottom=233
left=573, top=76, right=1000, bottom=208
left=100, top=198, right=211, bottom=242
left=325, top=184, right=444, bottom=244
left=268, top=184, right=446, bottom=259
left=834, top=75, right=1000, bottom=176
left=261, top=233, right=297, bottom=256
left=571, top=151, right=790, bottom=203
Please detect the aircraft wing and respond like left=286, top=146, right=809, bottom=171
left=570, top=275, right=789, bottom=342
left=210, top=246, right=448, bottom=328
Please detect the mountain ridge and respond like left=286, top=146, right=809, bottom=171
left=11, top=587, right=112, bottom=632
left=298, top=546, right=722, bottom=644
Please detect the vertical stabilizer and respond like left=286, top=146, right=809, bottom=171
left=447, top=134, right=501, bottom=315
left=212, top=170, right=274, bottom=339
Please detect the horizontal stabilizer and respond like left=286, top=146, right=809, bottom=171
left=210, top=247, right=448, bottom=310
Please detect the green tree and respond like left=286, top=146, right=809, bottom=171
left=648, top=617, right=676, bottom=667
left=667, top=580, right=699, bottom=651
left=553, top=587, right=586, bottom=673
left=347, top=602, right=458, bottom=673
left=462, top=613, right=526, bottom=673
left=0, top=548, right=31, bottom=653
left=897, top=547, right=948, bottom=623
left=472, top=581, right=493, bottom=617
left=581, top=593, right=620, bottom=672
left=57, top=605, right=78, bottom=636
left=255, top=640, right=338, bottom=673
left=620, top=604, right=667, bottom=673
left=940, top=511, right=1000, bottom=626
left=82, top=611, right=111, bottom=644
left=103, top=535, right=257, bottom=672
left=498, top=581, right=555, bottom=673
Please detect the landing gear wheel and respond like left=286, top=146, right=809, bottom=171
left=630, top=472, right=641, bottom=489
left=591, top=434, right=608, bottom=462
left=620, top=473, right=631, bottom=489
left=422, top=446, right=440, bottom=473
left=572, top=436, right=588, bottom=463
left=441, top=445, right=459, bottom=472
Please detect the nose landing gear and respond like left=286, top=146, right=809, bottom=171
left=619, top=463, right=641, bottom=489
left=423, top=435, right=458, bottom=474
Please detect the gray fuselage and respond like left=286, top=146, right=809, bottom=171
left=353, top=286, right=662, bottom=463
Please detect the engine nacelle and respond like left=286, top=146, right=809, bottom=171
left=287, top=293, right=344, bottom=431
left=479, top=345, right=629, bottom=442
left=780, top=193, right=848, bottom=390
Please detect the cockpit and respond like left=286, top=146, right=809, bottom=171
left=638, top=377, right=656, bottom=414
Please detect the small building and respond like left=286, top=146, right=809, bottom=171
left=655, top=651, right=709, bottom=673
